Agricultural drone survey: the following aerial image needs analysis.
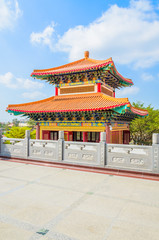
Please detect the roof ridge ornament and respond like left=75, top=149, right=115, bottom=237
left=84, top=51, right=89, bottom=59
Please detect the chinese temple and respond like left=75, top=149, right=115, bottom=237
left=7, top=51, right=148, bottom=144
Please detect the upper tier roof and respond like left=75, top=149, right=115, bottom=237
left=31, top=57, right=112, bottom=76
left=7, top=92, right=148, bottom=117
left=31, top=51, right=133, bottom=88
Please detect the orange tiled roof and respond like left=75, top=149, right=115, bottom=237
left=130, top=106, right=148, bottom=116
left=31, top=56, right=133, bottom=85
left=7, top=93, right=148, bottom=116
left=31, top=57, right=113, bottom=76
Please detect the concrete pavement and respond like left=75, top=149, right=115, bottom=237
left=0, top=160, right=159, bottom=240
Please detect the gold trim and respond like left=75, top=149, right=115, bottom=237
left=40, top=126, right=105, bottom=139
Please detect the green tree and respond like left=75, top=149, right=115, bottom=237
left=130, top=102, right=159, bottom=145
left=12, top=118, right=20, bottom=127
left=27, top=119, right=36, bottom=129
left=5, top=127, right=36, bottom=139
left=0, top=122, right=10, bottom=134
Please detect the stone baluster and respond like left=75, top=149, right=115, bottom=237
left=0, top=128, right=2, bottom=155
left=25, top=130, right=30, bottom=159
left=58, top=131, right=64, bottom=161
left=100, top=132, right=106, bottom=166
left=152, top=133, right=159, bottom=173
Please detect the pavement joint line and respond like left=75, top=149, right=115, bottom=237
left=0, top=164, right=25, bottom=173
left=34, top=181, right=90, bottom=195
left=0, top=213, right=41, bottom=233
left=0, top=174, right=28, bottom=183
left=102, top=199, right=129, bottom=240
left=46, top=176, right=109, bottom=229
left=101, top=190, right=159, bottom=240
left=97, top=192, right=159, bottom=208
left=46, top=193, right=91, bottom=229
left=1, top=161, right=159, bottom=239
left=0, top=189, right=77, bottom=240
left=1, top=157, right=159, bottom=181
left=0, top=173, right=58, bottom=198
left=0, top=161, right=65, bottom=184
left=0, top=174, right=30, bottom=183
left=0, top=183, right=29, bottom=197
left=28, top=192, right=89, bottom=240
left=29, top=230, right=78, bottom=240
left=2, top=162, right=158, bottom=208
left=0, top=159, right=95, bottom=240
left=29, top=174, right=109, bottom=240
left=0, top=169, right=89, bottom=203
left=94, top=177, right=159, bottom=208
left=34, top=168, right=66, bottom=183
left=0, top=167, right=18, bottom=173
left=45, top=230, right=79, bottom=240
left=32, top=167, right=109, bottom=194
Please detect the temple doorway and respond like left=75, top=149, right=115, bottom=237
left=42, top=131, right=59, bottom=140
left=123, top=130, right=130, bottom=144
left=87, top=132, right=100, bottom=143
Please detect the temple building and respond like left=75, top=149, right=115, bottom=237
left=7, top=51, right=148, bottom=144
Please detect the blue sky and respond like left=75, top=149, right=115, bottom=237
left=0, top=0, right=159, bottom=122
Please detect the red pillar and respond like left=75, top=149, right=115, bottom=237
left=83, top=132, right=87, bottom=142
left=106, top=124, right=111, bottom=143
left=67, top=132, right=69, bottom=141
left=113, top=91, right=115, bottom=97
left=36, top=123, right=40, bottom=139
left=55, top=87, right=58, bottom=96
left=97, top=83, right=101, bottom=92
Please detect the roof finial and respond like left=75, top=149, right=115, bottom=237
left=84, top=51, right=89, bottom=59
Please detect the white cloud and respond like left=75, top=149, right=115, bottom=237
left=22, top=91, right=45, bottom=99
left=14, top=0, right=22, bottom=18
left=31, top=0, right=159, bottom=68
left=0, top=72, right=44, bottom=89
left=0, top=0, right=22, bottom=30
left=116, top=86, right=139, bottom=97
left=130, top=0, right=153, bottom=11
left=30, top=22, right=55, bottom=50
left=141, top=73, right=154, bottom=81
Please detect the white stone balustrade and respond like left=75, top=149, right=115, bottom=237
left=0, top=130, right=159, bottom=173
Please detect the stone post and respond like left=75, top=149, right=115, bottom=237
left=100, top=132, right=106, bottom=166
left=25, top=130, right=30, bottom=159
left=58, top=131, right=64, bottom=161
left=0, top=128, right=2, bottom=155
left=152, top=133, right=159, bottom=145
left=152, top=133, right=159, bottom=173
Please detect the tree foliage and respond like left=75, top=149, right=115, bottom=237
left=130, top=102, right=159, bottom=145
left=0, top=122, right=10, bottom=131
left=27, top=119, right=36, bottom=129
left=12, top=118, right=20, bottom=127
left=5, top=127, right=36, bottom=139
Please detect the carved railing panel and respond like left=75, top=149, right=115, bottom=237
left=1, top=138, right=25, bottom=158
left=107, top=144, right=152, bottom=171
left=64, top=141, right=101, bottom=165
left=29, top=140, right=58, bottom=161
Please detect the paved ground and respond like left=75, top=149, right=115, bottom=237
left=0, top=160, right=159, bottom=240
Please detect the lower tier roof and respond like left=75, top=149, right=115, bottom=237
left=7, top=93, right=148, bottom=117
